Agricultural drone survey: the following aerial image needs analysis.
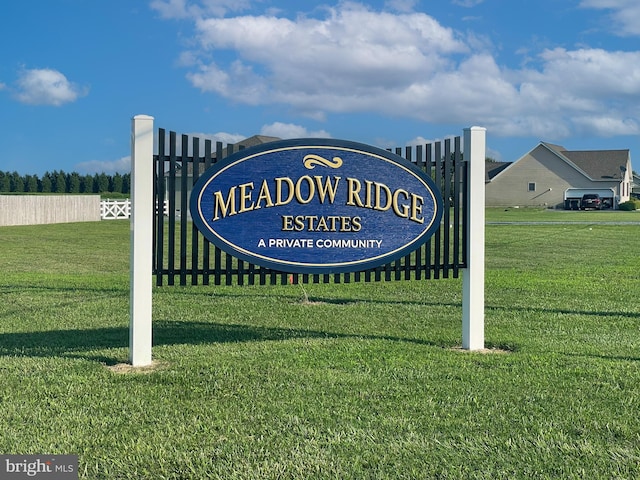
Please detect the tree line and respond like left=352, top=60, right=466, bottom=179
left=0, top=171, right=130, bottom=194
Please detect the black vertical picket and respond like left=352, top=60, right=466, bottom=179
left=202, top=139, right=212, bottom=285
left=414, top=144, right=424, bottom=280
left=443, top=139, right=452, bottom=278
left=191, top=136, right=200, bottom=286
left=433, top=142, right=442, bottom=279
left=167, top=131, right=177, bottom=286
left=179, top=135, right=189, bottom=286
left=453, top=136, right=462, bottom=277
left=155, top=129, right=166, bottom=286
left=393, top=147, right=403, bottom=281
left=213, top=142, right=223, bottom=286
left=404, top=145, right=413, bottom=280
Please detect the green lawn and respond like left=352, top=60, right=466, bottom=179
left=486, top=205, right=640, bottom=223
left=0, top=215, right=639, bottom=479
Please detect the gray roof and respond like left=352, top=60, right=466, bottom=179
left=561, top=150, right=629, bottom=180
left=485, top=161, right=511, bottom=182
left=541, top=142, right=566, bottom=153
left=542, top=142, right=629, bottom=180
left=234, top=135, right=281, bottom=149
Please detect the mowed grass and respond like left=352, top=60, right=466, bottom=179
left=0, top=210, right=639, bottom=479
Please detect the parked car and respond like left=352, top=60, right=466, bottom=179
left=581, top=193, right=602, bottom=210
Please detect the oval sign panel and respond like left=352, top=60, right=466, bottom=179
left=190, top=139, right=443, bottom=274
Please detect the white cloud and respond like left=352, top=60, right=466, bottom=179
left=166, top=2, right=640, bottom=140
left=15, top=68, right=88, bottom=106
left=571, top=116, right=638, bottom=137
left=498, top=48, right=640, bottom=137
left=186, top=4, right=467, bottom=117
left=193, top=131, right=247, bottom=145
left=260, top=122, right=331, bottom=139
left=75, top=156, right=131, bottom=175
left=150, top=0, right=251, bottom=19
left=150, top=0, right=192, bottom=18
left=580, top=0, right=640, bottom=36
left=385, top=0, right=418, bottom=12
left=406, top=136, right=434, bottom=147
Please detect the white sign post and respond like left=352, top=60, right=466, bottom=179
left=129, top=115, right=154, bottom=366
left=462, top=126, right=486, bottom=350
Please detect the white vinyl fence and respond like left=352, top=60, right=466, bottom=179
left=100, top=199, right=131, bottom=219
left=100, top=199, right=169, bottom=220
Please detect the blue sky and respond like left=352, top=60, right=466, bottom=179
left=1, top=0, right=639, bottom=175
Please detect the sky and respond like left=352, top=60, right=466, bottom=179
left=1, top=0, right=639, bottom=176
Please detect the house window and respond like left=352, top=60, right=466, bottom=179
left=528, top=182, right=536, bottom=192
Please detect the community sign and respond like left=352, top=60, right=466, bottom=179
left=190, top=139, right=443, bottom=274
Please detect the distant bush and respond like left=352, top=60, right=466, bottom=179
left=619, top=200, right=639, bottom=211
left=0, top=170, right=130, bottom=194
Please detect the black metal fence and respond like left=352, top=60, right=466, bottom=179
left=153, top=129, right=468, bottom=286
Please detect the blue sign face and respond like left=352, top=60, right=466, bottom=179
left=190, top=139, right=443, bottom=274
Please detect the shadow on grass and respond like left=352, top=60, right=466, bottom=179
left=0, top=320, right=451, bottom=365
left=485, top=303, right=640, bottom=319
left=2, top=285, right=636, bottom=365
left=159, top=289, right=640, bottom=318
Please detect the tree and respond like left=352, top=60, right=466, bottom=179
left=122, top=173, right=131, bottom=194
left=10, top=172, right=24, bottom=192
left=97, top=173, right=109, bottom=193
left=91, top=174, right=100, bottom=193
left=0, top=170, right=133, bottom=196
left=80, top=174, right=93, bottom=193
left=111, top=172, right=123, bottom=193
left=0, top=172, right=9, bottom=192
left=68, top=172, right=81, bottom=193
left=54, top=170, right=67, bottom=193
left=40, top=173, right=52, bottom=193
left=25, top=175, right=38, bottom=192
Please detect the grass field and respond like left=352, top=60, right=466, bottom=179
left=1, top=208, right=639, bottom=479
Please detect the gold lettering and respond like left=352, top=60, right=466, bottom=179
left=316, top=216, right=329, bottom=231
left=374, top=182, right=392, bottom=211
left=294, top=216, right=306, bottom=231
left=392, top=188, right=410, bottom=218
left=364, top=180, right=374, bottom=208
left=295, top=175, right=315, bottom=204
left=305, top=215, right=319, bottom=230
left=275, top=177, right=295, bottom=206
left=346, top=178, right=364, bottom=206
left=351, top=216, right=362, bottom=232
left=410, top=194, right=424, bottom=223
left=238, top=182, right=254, bottom=213
left=213, top=186, right=237, bottom=221
left=315, top=176, right=340, bottom=204
left=255, top=179, right=274, bottom=209
left=282, top=215, right=294, bottom=231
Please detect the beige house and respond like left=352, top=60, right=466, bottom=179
left=485, top=142, right=633, bottom=209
